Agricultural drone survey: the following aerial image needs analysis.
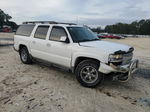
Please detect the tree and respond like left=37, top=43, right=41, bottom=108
left=104, top=19, right=150, bottom=35
left=91, top=27, right=104, bottom=33
left=0, top=9, right=17, bottom=30
left=0, top=9, right=5, bottom=28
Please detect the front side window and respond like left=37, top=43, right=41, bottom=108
left=67, top=27, right=99, bottom=42
left=16, top=25, right=35, bottom=36
left=50, top=26, right=67, bottom=41
left=34, top=26, right=49, bottom=40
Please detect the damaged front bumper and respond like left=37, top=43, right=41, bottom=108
left=99, top=59, right=139, bottom=81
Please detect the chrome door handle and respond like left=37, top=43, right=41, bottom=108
left=46, top=43, right=51, bottom=47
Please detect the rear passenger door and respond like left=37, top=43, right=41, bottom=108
left=30, top=25, right=50, bottom=60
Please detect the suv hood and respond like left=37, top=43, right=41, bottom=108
left=79, top=40, right=131, bottom=54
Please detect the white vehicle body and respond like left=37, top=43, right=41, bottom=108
left=14, top=21, right=139, bottom=87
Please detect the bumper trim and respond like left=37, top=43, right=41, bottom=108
left=99, top=59, right=139, bottom=74
left=13, top=46, right=18, bottom=52
left=128, top=59, right=139, bottom=76
left=117, top=59, right=139, bottom=82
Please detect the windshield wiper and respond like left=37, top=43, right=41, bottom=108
left=79, top=38, right=99, bottom=42
left=90, top=38, right=100, bottom=41
left=79, top=39, right=92, bottom=42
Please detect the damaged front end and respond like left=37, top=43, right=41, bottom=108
left=99, top=47, right=139, bottom=82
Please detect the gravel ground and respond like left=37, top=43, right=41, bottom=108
left=0, top=33, right=150, bottom=112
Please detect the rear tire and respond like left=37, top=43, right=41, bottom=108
left=75, top=60, right=104, bottom=88
left=19, top=47, right=32, bottom=64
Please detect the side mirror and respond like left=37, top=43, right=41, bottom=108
left=60, top=36, right=69, bottom=43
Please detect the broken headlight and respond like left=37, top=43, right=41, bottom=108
left=109, top=54, right=123, bottom=62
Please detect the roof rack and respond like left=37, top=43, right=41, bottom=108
left=22, top=21, right=77, bottom=25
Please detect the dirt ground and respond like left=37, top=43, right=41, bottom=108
left=0, top=33, right=150, bottom=112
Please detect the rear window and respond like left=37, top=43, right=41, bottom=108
left=16, top=25, right=35, bottom=36
left=34, top=26, right=49, bottom=40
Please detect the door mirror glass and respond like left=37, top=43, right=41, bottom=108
left=60, top=36, right=67, bottom=42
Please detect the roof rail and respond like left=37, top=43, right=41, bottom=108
left=22, top=21, right=76, bottom=25
left=58, top=22, right=77, bottom=25
left=22, top=21, right=57, bottom=24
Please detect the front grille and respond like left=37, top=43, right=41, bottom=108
left=110, top=52, right=133, bottom=66
left=122, top=52, right=133, bottom=65
left=111, top=62, right=122, bottom=66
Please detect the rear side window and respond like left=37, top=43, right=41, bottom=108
left=34, top=26, right=49, bottom=40
left=16, top=25, right=35, bottom=36
left=50, top=26, right=67, bottom=41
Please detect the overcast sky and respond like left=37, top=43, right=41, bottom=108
left=1, top=0, right=150, bottom=27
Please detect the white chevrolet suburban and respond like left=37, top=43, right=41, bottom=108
left=14, top=21, right=139, bottom=88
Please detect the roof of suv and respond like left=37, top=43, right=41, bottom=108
left=22, top=21, right=77, bottom=26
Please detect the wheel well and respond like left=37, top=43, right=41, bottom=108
left=19, top=44, right=27, bottom=52
left=74, top=57, right=100, bottom=72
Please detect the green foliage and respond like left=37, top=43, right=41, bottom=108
left=0, top=9, right=17, bottom=30
left=105, top=19, right=150, bottom=35
left=91, top=27, right=104, bottom=33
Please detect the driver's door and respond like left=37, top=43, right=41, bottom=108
left=45, top=26, right=72, bottom=68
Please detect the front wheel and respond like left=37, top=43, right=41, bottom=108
left=75, top=60, right=104, bottom=88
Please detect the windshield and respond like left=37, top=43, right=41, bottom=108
left=67, top=27, right=99, bottom=42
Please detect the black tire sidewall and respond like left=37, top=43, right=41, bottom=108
left=20, top=47, right=32, bottom=64
left=75, top=60, right=103, bottom=88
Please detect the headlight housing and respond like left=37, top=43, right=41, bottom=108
left=109, top=54, right=123, bottom=62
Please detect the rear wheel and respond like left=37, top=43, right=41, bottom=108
left=75, top=60, right=104, bottom=88
left=19, top=47, right=32, bottom=64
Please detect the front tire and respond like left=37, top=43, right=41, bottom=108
left=19, top=47, right=32, bottom=64
left=75, top=60, right=104, bottom=88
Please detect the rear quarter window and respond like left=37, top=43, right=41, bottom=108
left=16, top=25, right=35, bottom=36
